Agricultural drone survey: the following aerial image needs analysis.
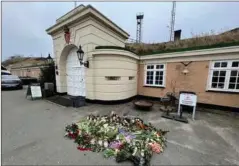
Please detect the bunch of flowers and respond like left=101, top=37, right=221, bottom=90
left=64, top=113, right=168, bottom=166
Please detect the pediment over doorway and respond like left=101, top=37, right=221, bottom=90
left=46, top=4, right=129, bottom=41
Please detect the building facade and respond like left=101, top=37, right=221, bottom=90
left=46, top=4, right=239, bottom=110
left=8, top=65, right=45, bottom=78
left=138, top=47, right=239, bottom=109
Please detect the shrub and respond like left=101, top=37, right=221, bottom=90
left=39, top=62, right=56, bottom=92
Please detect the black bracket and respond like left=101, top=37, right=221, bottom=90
left=181, top=61, right=192, bottom=67
left=80, top=61, right=89, bottom=68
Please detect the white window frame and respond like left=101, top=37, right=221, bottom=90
left=144, top=63, right=166, bottom=87
left=207, top=59, right=239, bottom=92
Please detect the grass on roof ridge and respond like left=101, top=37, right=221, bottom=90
left=95, top=41, right=239, bottom=56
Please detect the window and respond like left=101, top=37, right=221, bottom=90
left=129, top=76, right=134, bottom=80
left=105, top=76, right=121, bottom=81
left=145, top=64, right=165, bottom=87
left=208, top=60, right=239, bottom=92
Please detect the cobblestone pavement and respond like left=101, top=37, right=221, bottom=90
left=2, top=88, right=239, bottom=165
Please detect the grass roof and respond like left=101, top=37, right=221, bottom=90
left=126, top=29, right=239, bottom=55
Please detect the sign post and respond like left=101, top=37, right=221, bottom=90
left=178, top=92, right=197, bottom=120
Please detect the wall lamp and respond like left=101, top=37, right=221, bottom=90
left=76, top=45, right=89, bottom=68
left=182, top=68, right=189, bottom=75
left=181, top=61, right=192, bottom=75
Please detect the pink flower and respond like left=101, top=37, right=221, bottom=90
left=149, top=142, right=161, bottom=153
left=109, top=141, right=123, bottom=149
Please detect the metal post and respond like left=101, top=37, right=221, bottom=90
left=177, top=102, right=180, bottom=115
left=192, top=105, right=196, bottom=120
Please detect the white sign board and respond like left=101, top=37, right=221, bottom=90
left=179, top=93, right=197, bottom=106
left=30, top=86, right=42, bottom=98
left=178, top=93, right=197, bottom=120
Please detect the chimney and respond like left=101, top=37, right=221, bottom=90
left=174, top=29, right=181, bottom=41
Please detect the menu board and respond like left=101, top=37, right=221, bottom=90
left=26, top=84, right=42, bottom=100
left=30, top=86, right=42, bottom=98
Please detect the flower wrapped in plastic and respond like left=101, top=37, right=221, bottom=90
left=148, top=142, right=162, bottom=153
left=109, top=140, right=124, bottom=149
left=65, top=113, right=168, bottom=166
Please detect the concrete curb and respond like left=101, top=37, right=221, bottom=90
left=43, top=99, right=67, bottom=108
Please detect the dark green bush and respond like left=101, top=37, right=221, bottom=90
left=39, top=62, right=56, bottom=92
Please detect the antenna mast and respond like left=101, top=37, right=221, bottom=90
left=136, top=13, right=144, bottom=43
left=169, top=1, right=176, bottom=41
left=74, top=2, right=77, bottom=8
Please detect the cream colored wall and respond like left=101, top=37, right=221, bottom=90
left=56, top=5, right=85, bottom=23
left=88, top=54, right=138, bottom=100
left=10, top=67, right=42, bottom=78
left=51, top=17, right=127, bottom=98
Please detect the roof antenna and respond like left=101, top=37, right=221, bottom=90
left=169, top=1, right=176, bottom=41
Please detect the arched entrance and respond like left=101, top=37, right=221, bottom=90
left=59, top=44, right=86, bottom=97
left=66, top=47, right=85, bottom=96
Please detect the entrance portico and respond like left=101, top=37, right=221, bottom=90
left=46, top=4, right=138, bottom=103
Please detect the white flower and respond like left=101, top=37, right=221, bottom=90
left=141, top=150, right=145, bottom=157
left=103, top=124, right=108, bottom=128
left=132, top=147, right=138, bottom=156
left=103, top=141, right=108, bottom=148
left=114, top=149, right=119, bottom=155
left=90, top=139, right=96, bottom=144
left=98, top=140, right=103, bottom=146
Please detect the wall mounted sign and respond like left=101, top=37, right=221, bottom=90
left=64, top=26, right=70, bottom=44
left=177, top=92, right=197, bottom=120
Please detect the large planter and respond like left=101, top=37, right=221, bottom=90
left=70, top=96, right=86, bottom=108
left=134, top=100, right=153, bottom=111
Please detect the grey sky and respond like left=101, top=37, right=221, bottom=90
left=2, top=2, right=239, bottom=61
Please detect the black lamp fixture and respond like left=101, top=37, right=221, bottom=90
left=77, top=45, right=89, bottom=68
left=46, top=53, right=53, bottom=64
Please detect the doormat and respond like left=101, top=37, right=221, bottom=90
left=46, top=95, right=73, bottom=107
left=65, top=113, right=169, bottom=166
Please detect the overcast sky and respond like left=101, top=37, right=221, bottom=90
left=2, top=2, right=239, bottom=61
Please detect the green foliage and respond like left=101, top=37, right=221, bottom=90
left=138, top=41, right=239, bottom=56
left=65, top=114, right=168, bottom=166
left=126, top=30, right=239, bottom=55
left=39, top=62, right=56, bottom=92
left=103, top=149, right=115, bottom=158
left=95, top=45, right=137, bottom=54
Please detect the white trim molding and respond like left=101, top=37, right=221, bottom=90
left=91, top=49, right=139, bottom=60
left=207, top=59, right=239, bottom=93
left=144, top=63, right=166, bottom=88
left=139, top=46, right=239, bottom=63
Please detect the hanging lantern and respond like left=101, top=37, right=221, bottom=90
left=76, top=45, right=89, bottom=68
